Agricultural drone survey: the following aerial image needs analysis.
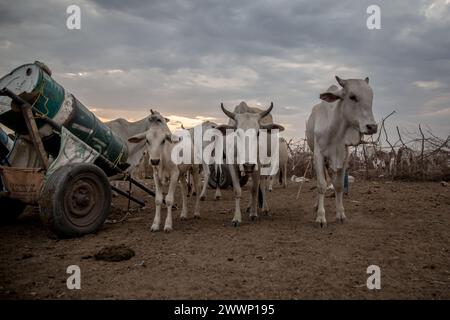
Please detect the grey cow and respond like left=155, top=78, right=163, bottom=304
left=306, top=76, right=377, bottom=227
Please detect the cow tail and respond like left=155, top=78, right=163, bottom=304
left=215, top=163, right=221, bottom=188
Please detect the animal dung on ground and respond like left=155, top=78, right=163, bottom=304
left=94, top=245, right=135, bottom=262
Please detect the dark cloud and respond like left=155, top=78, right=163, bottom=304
left=0, top=0, right=449, bottom=138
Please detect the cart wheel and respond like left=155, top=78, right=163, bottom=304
left=40, top=163, right=111, bottom=238
left=0, top=198, right=27, bottom=223
left=208, top=164, right=232, bottom=189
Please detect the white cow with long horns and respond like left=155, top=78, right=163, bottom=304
left=216, top=101, right=284, bottom=226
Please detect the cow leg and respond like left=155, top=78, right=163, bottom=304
left=248, top=172, right=260, bottom=220
left=187, top=172, right=193, bottom=197
left=179, top=173, right=188, bottom=220
left=268, top=175, right=274, bottom=192
left=214, top=165, right=222, bottom=200
left=214, top=186, right=222, bottom=200
left=199, top=163, right=209, bottom=201
left=314, top=153, right=327, bottom=227
left=283, top=163, right=288, bottom=188
left=192, top=167, right=201, bottom=218
left=324, top=166, right=332, bottom=190
left=151, top=172, right=163, bottom=232
left=228, top=165, right=242, bottom=226
left=259, top=175, right=270, bottom=214
left=164, top=170, right=179, bottom=232
left=334, top=168, right=346, bottom=223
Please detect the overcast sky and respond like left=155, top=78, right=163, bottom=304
left=0, top=0, right=449, bottom=141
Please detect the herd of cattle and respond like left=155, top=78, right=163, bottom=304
left=103, top=75, right=381, bottom=232
left=105, top=75, right=448, bottom=232
left=352, top=145, right=450, bottom=179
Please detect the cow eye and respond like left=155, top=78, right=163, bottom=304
left=161, top=139, right=165, bottom=145
left=350, top=95, right=358, bottom=102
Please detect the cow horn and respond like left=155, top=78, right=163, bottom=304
left=150, top=109, right=155, bottom=115
left=259, top=102, right=273, bottom=119
left=335, top=76, right=346, bottom=88
left=221, top=103, right=235, bottom=120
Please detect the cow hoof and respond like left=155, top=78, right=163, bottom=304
left=250, top=215, right=258, bottom=222
left=200, top=196, right=206, bottom=201
left=194, top=214, right=200, bottom=220
left=268, top=189, right=272, bottom=192
left=180, top=215, right=188, bottom=221
left=315, top=217, right=327, bottom=228
left=232, top=220, right=241, bottom=227
left=151, top=225, right=160, bottom=232
left=164, top=226, right=172, bottom=233
left=336, top=214, right=346, bottom=223
left=214, top=196, right=221, bottom=201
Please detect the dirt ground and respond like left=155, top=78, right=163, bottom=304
left=0, top=179, right=449, bottom=299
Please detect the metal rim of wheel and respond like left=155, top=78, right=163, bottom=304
left=63, top=173, right=105, bottom=228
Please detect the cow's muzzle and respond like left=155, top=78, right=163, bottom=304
left=150, top=159, right=160, bottom=166
left=242, top=163, right=256, bottom=172
left=364, top=124, right=378, bottom=135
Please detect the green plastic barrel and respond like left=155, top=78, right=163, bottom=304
left=0, top=62, right=65, bottom=134
left=67, top=95, right=128, bottom=166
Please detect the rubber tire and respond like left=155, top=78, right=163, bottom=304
left=208, top=164, right=232, bottom=189
left=0, top=198, right=27, bottom=223
left=208, top=165, right=250, bottom=189
left=40, top=163, right=111, bottom=238
left=239, top=174, right=249, bottom=187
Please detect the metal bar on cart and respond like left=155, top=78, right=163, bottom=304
left=0, top=88, right=49, bottom=169
left=110, top=185, right=145, bottom=207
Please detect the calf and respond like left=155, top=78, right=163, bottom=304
left=128, top=110, right=201, bottom=232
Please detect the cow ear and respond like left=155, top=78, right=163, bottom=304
left=260, top=124, right=285, bottom=133
left=128, top=132, right=146, bottom=143
left=165, top=117, right=170, bottom=123
left=216, top=124, right=235, bottom=135
left=365, top=77, right=369, bottom=84
left=319, top=92, right=342, bottom=103
left=319, top=85, right=344, bottom=102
